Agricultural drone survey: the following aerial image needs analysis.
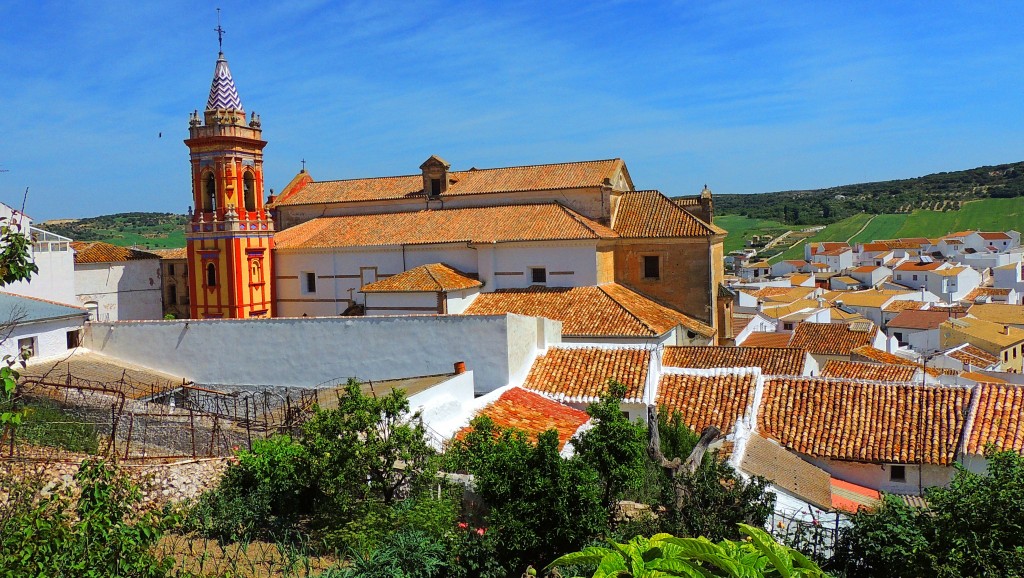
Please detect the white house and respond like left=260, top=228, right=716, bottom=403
left=360, top=263, right=482, bottom=315
left=0, top=292, right=88, bottom=362
left=925, top=266, right=982, bottom=303
left=0, top=202, right=77, bottom=306
left=71, top=241, right=163, bottom=321
left=992, top=263, right=1024, bottom=304
left=848, top=265, right=892, bottom=288
left=770, top=260, right=810, bottom=277
left=885, top=309, right=950, bottom=352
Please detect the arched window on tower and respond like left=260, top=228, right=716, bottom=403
left=206, top=263, right=217, bottom=287
left=250, top=259, right=262, bottom=283
left=202, top=172, right=217, bottom=212
left=243, top=172, right=256, bottom=213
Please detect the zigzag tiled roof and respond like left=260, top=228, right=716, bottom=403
left=207, top=53, right=243, bottom=111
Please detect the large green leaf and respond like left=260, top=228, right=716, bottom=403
left=546, top=546, right=616, bottom=571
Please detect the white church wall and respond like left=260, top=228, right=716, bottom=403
left=364, top=291, right=439, bottom=315
left=75, top=260, right=162, bottom=321
left=83, top=313, right=555, bottom=395
left=491, top=242, right=598, bottom=289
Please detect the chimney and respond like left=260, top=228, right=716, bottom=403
left=1004, top=325, right=1012, bottom=336
left=453, top=361, right=466, bottom=375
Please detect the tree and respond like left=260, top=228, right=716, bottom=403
left=573, top=381, right=648, bottom=517
left=450, top=416, right=606, bottom=574
left=0, top=214, right=38, bottom=436
left=545, top=524, right=828, bottom=577
left=834, top=449, right=1024, bottom=577
left=0, top=459, right=174, bottom=577
left=304, top=379, right=437, bottom=510
left=647, top=407, right=775, bottom=542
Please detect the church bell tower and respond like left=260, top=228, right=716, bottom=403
left=184, top=34, right=274, bottom=319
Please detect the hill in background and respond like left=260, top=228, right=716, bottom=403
left=708, top=160, right=1024, bottom=226
left=41, top=213, right=187, bottom=249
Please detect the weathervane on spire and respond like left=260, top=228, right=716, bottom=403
left=214, top=8, right=225, bottom=52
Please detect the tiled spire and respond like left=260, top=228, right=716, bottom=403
left=206, top=52, right=244, bottom=112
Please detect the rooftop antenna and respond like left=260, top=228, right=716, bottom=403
left=214, top=8, right=225, bottom=52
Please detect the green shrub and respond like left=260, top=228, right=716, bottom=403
left=0, top=459, right=174, bottom=577
left=17, top=398, right=100, bottom=454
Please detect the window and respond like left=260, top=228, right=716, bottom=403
left=206, top=263, right=217, bottom=287
left=912, top=274, right=918, bottom=281
left=17, top=337, right=36, bottom=359
left=1006, top=351, right=1010, bottom=362
left=530, top=267, right=546, bottom=284
left=783, top=322, right=794, bottom=331
left=167, top=263, right=175, bottom=276
left=643, top=255, right=661, bottom=280
left=202, top=172, right=217, bottom=212
left=243, top=172, right=256, bottom=212
left=85, top=301, right=99, bottom=321
left=250, top=260, right=263, bottom=283
left=896, top=274, right=902, bottom=281
left=889, top=465, right=906, bottom=483
left=303, top=271, right=317, bottom=294
left=167, top=284, right=177, bottom=305
left=429, top=178, right=442, bottom=197
left=66, top=330, right=80, bottom=349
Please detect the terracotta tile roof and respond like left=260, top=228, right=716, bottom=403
left=731, top=314, right=755, bottom=338
left=663, top=346, right=808, bottom=375
left=783, top=260, right=808, bottom=266
left=740, top=434, right=832, bottom=510
left=832, top=276, right=861, bottom=284
left=963, top=287, right=1012, bottom=302
left=758, top=377, right=971, bottom=465
left=945, top=344, right=999, bottom=367
left=978, top=232, right=1012, bottom=240
left=887, top=309, right=950, bottom=330
left=790, top=273, right=813, bottom=285
left=148, top=248, right=188, bottom=260
left=810, top=242, right=850, bottom=254
left=833, top=290, right=911, bottom=308
left=861, top=243, right=891, bottom=252
left=741, top=332, right=792, bottom=348
left=274, top=203, right=617, bottom=249
left=744, top=286, right=795, bottom=299
left=883, top=300, right=927, bottom=313
left=831, top=478, right=881, bottom=513
left=463, top=284, right=713, bottom=337
left=612, top=190, right=725, bottom=237
left=851, top=346, right=917, bottom=366
left=894, top=261, right=945, bottom=272
left=522, top=347, right=650, bottom=403
left=965, top=383, right=1024, bottom=454
left=789, top=322, right=877, bottom=356
left=458, top=387, right=590, bottom=450
left=656, top=369, right=759, bottom=435
left=273, top=158, right=627, bottom=206
left=852, top=266, right=882, bottom=273
left=361, top=263, right=481, bottom=293
left=968, top=304, right=1024, bottom=326
left=820, top=360, right=918, bottom=382
left=933, top=267, right=967, bottom=277
left=943, top=316, right=1024, bottom=348
left=71, top=241, right=159, bottom=264
left=959, top=371, right=1007, bottom=383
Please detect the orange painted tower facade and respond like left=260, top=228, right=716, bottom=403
left=184, top=50, right=274, bottom=319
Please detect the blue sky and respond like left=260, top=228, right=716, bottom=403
left=1, top=1, right=1023, bottom=220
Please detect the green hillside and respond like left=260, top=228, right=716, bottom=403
left=709, top=160, right=1024, bottom=227
left=41, top=213, right=187, bottom=248
left=759, top=197, right=1023, bottom=261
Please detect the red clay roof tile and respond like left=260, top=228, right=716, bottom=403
left=522, top=347, right=650, bottom=403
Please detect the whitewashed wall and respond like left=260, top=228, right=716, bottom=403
left=364, top=292, right=439, bottom=315
left=806, top=457, right=954, bottom=495
left=2, top=317, right=84, bottom=362
left=445, top=287, right=480, bottom=314
left=75, top=261, right=162, bottom=321
left=276, top=241, right=600, bottom=317
left=83, top=313, right=557, bottom=394
left=5, top=247, right=76, bottom=305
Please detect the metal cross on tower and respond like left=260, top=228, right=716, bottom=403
left=214, top=8, right=225, bottom=52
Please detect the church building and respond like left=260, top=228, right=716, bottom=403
left=184, top=46, right=731, bottom=342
